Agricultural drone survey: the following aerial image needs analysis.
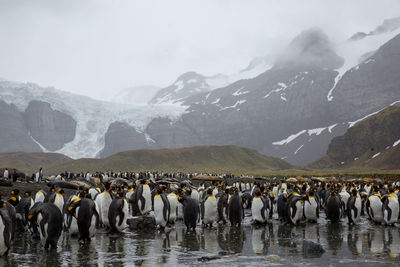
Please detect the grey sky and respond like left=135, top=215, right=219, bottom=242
left=0, top=0, right=399, bottom=101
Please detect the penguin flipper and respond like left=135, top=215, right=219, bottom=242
left=118, top=211, right=125, bottom=227
left=200, top=200, right=205, bottom=221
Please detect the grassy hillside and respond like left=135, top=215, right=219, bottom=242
left=0, top=152, right=72, bottom=174
left=310, top=105, right=400, bottom=169
left=47, top=146, right=292, bottom=175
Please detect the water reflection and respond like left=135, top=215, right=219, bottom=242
left=4, top=217, right=400, bottom=266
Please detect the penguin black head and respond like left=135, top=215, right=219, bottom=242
left=309, top=190, right=315, bottom=197
left=68, top=198, right=82, bottom=217
left=58, top=189, right=65, bottom=195
left=50, top=187, right=56, bottom=192
left=0, top=200, right=6, bottom=208
left=103, top=182, right=111, bottom=191
left=206, top=188, right=213, bottom=195
left=302, top=194, right=308, bottom=201
left=10, top=189, right=19, bottom=196
left=254, top=190, right=261, bottom=197
left=185, top=188, right=192, bottom=196
left=115, top=192, right=124, bottom=198
left=351, top=189, right=358, bottom=196
left=24, top=191, right=32, bottom=197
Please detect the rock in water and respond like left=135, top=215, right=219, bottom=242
left=127, top=216, right=157, bottom=231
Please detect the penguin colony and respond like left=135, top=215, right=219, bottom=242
left=0, top=177, right=399, bottom=256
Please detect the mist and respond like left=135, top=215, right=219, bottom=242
left=0, top=0, right=399, bottom=102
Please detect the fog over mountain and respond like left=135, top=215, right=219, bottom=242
left=0, top=0, right=399, bottom=102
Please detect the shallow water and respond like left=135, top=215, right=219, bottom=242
left=2, top=211, right=400, bottom=267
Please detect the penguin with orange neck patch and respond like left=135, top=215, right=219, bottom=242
left=0, top=200, right=12, bottom=256
left=94, top=182, right=113, bottom=228
left=153, top=186, right=170, bottom=231
left=201, top=188, right=218, bottom=228
left=108, top=191, right=128, bottom=233
left=67, top=197, right=99, bottom=242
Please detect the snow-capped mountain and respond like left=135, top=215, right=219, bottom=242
left=112, top=85, right=161, bottom=105
left=149, top=56, right=272, bottom=105
left=1, top=18, right=400, bottom=166
left=0, top=80, right=186, bottom=159
left=143, top=25, right=400, bottom=166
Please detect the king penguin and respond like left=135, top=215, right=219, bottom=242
left=201, top=188, right=218, bottom=227
left=347, top=189, right=361, bottom=225
left=108, top=192, right=129, bottom=233
left=0, top=201, right=12, bottom=256
left=94, top=182, right=113, bottom=228
left=153, top=186, right=170, bottom=230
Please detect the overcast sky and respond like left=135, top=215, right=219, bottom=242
left=0, top=0, right=399, bottom=101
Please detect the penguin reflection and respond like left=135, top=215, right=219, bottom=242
left=326, top=223, right=343, bottom=255
left=384, top=227, right=400, bottom=259
left=251, top=226, right=269, bottom=255
left=347, top=225, right=362, bottom=256
left=201, top=228, right=218, bottom=253
left=366, top=227, right=384, bottom=256
left=181, top=229, right=200, bottom=251
left=217, top=225, right=245, bottom=253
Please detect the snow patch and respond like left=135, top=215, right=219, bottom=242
left=348, top=109, right=383, bottom=128
left=220, top=100, right=247, bottom=111
left=328, top=123, right=338, bottom=133
left=372, top=152, right=381, bottom=159
left=211, top=98, right=220, bottom=104
left=294, top=144, right=304, bottom=155
left=393, top=139, right=400, bottom=147
left=232, top=87, right=249, bottom=96
left=308, top=127, right=326, bottom=136
left=272, top=130, right=307, bottom=146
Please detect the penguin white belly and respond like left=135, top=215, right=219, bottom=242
left=339, top=191, right=350, bottom=210
left=290, top=201, right=303, bottom=224
left=89, top=188, right=99, bottom=200
left=167, top=194, right=178, bottom=223
left=89, top=215, right=97, bottom=238
left=35, top=192, right=45, bottom=203
left=0, top=220, right=6, bottom=256
left=115, top=199, right=129, bottom=232
left=96, top=192, right=113, bottom=227
left=251, top=197, right=265, bottom=223
left=369, top=196, right=383, bottom=223
left=352, top=198, right=361, bottom=223
left=154, top=196, right=167, bottom=228
left=191, top=190, right=200, bottom=202
left=304, top=198, right=317, bottom=221
left=53, top=194, right=64, bottom=212
left=384, top=197, right=399, bottom=225
left=141, top=185, right=152, bottom=214
left=203, top=196, right=217, bottom=225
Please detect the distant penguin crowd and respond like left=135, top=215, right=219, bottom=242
left=0, top=176, right=399, bottom=257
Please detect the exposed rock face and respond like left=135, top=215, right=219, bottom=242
left=311, top=106, right=400, bottom=168
left=0, top=100, right=41, bottom=153
left=23, top=100, right=76, bottom=151
left=99, top=122, right=153, bottom=158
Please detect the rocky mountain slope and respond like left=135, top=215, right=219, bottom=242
left=310, top=106, right=400, bottom=170
left=1, top=18, right=400, bottom=167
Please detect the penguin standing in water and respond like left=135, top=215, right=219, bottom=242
left=326, top=190, right=342, bottom=223
left=15, top=192, right=35, bottom=230
left=304, top=190, right=319, bottom=223
left=251, top=190, right=269, bottom=225
left=94, top=182, right=113, bottom=228
left=167, top=189, right=178, bottom=225
left=153, top=186, right=170, bottom=230
left=136, top=180, right=152, bottom=215
left=286, top=194, right=305, bottom=225
left=108, top=192, right=129, bottom=233
left=178, top=195, right=200, bottom=231
left=227, top=187, right=243, bottom=226
left=34, top=189, right=46, bottom=203
left=67, top=197, right=99, bottom=242
left=366, top=193, right=384, bottom=224
left=216, top=189, right=228, bottom=224
left=28, top=202, right=63, bottom=249
left=201, top=188, right=218, bottom=227
left=0, top=201, right=12, bottom=256
left=381, top=190, right=399, bottom=225
left=347, top=189, right=361, bottom=225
